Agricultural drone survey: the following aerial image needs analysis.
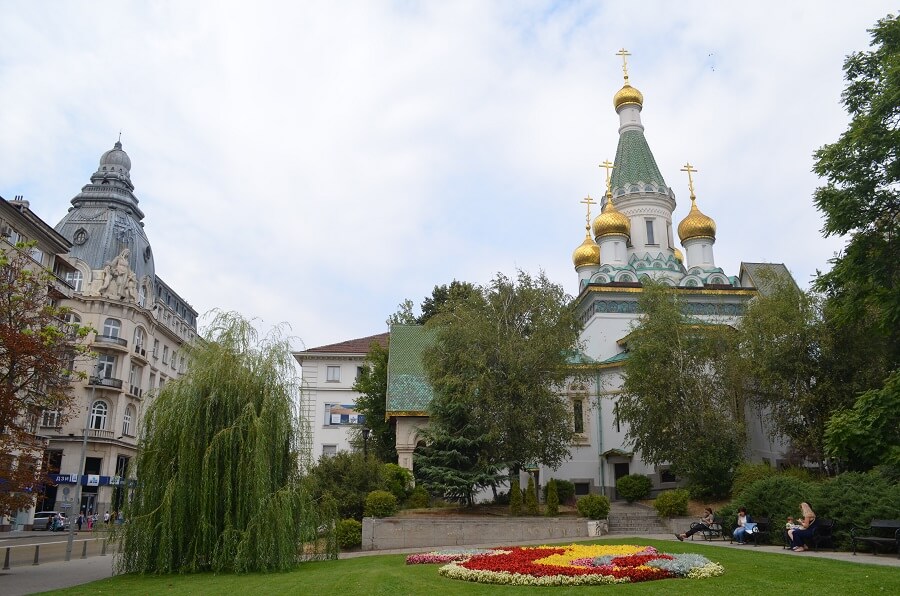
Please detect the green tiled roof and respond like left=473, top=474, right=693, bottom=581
left=610, top=129, right=667, bottom=193
left=598, top=351, right=629, bottom=365
left=386, top=324, right=436, bottom=414
left=565, top=350, right=598, bottom=365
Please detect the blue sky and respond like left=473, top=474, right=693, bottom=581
left=0, top=1, right=894, bottom=350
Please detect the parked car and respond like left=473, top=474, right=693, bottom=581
left=33, top=511, right=70, bottom=531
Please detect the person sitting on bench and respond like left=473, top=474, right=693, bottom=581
left=676, top=507, right=715, bottom=541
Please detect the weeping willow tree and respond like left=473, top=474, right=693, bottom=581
left=114, top=312, right=336, bottom=574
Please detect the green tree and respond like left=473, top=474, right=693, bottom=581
left=115, top=312, right=336, bottom=574
left=509, top=476, right=522, bottom=516
left=349, top=341, right=396, bottom=462
left=306, top=451, right=383, bottom=521
left=423, top=270, right=582, bottom=472
left=417, top=280, right=477, bottom=324
left=414, top=392, right=502, bottom=506
left=825, top=369, right=900, bottom=470
left=525, top=476, right=539, bottom=515
left=617, top=282, right=744, bottom=499
left=0, top=244, right=90, bottom=517
left=545, top=479, right=559, bottom=516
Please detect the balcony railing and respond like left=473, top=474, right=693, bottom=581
left=129, top=385, right=143, bottom=398
left=94, top=334, right=128, bottom=348
left=87, top=429, right=114, bottom=440
left=134, top=345, right=147, bottom=357
left=88, top=376, right=124, bottom=390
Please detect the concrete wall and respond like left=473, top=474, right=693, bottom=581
left=361, top=517, right=589, bottom=551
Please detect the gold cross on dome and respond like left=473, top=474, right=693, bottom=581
left=681, top=162, right=698, bottom=198
left=580, top=195, right=597, bottom=227
left=616, top=48, right=631, bottom=82
left=599, top=160, right=615, bottom=196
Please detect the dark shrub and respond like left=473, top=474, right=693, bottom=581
left=577, top=494, right=611, bottom=519
left=617, top=474, right=652, bottom=503
left=543, top=479, right=575, bottom=505
left=817, top=471, right=900, bottom=549
left=654, top=489, right=689, bottom=517
left=405, top=486, right=430, bottom=509
left=723, top=475, right=819, bottom=544
left=363, top=490, right=398, bottom=518
left=545, top=480, right=559, bottom=516
left=731, top=463, right=777, bottom=498
left=382, top=463, right=413, bottom=503
left=509, top=477, right=522, bottom=516
left=525, top=476, right=539, bottom=515
left=336, top=518, right=362, bottom=550
left=306, top=452, right=382, bottom=521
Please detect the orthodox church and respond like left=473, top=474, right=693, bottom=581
left=385, top=53, right=791, bottom=499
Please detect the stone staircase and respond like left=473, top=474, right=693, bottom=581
left=607, top=506, right=671, bottom=535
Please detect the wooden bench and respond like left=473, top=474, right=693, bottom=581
left=730, top=517, right=771, bottom=546
left=688, top=515, right=726, bottom=541
left=851, top=519, right=900, bottom=558
left=781, top=518, right=835, bottom=551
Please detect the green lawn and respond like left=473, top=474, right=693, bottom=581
left=45, top=539, right=898, bottom=596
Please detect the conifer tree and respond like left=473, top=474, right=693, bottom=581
left=114, top=312, right=336, bottom=574
left=509, top=476, right=522, bottom=516
left=545, top=479, right=559, bottom=516
left=525, top=476, right=539, bottom=515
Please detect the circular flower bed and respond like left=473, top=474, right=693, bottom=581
left=407, top=544, right=724, bottom=586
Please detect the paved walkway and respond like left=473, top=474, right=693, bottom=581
left=1, top=532, right=896, bottom=595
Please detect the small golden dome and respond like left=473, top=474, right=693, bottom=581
left=614, top=83, right=644, bottom=110
left=573, top=230, right=600, bottom=268
left=592, top=197, right=631, bottom=239
left=678, top=197, right=717, bottom=242
left=673, top=247, right=684, bottom=263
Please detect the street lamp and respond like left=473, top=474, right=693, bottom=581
left=65, top=361, right=99, bottom=561
left=361, top=427, right=371, bottom=459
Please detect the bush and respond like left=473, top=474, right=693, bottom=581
left=577, top=494, right=611, bottom=519
left=381, top=463, right=413, bottom=503
left=493, top=490, right=510, bottom=505
left=731, top=462, right=777, bottom=498
left=816, top=471, right=900, bottom=549
left=543, top=479, right=575, bottom=505
left=654, top=489, right=689, bottom=518
left=405, top=486, right=430, bottom=509
left=336, top=518, right=362, bottom=550
left=509, top=477, right=522, bottom=516
left=616, top=474, right=652, bottom=503
left=545, top=480, right=559, bottom=516
left=363, top=490, right=398, bottom=517
left=306, top=452, right=383, bottom=521
left=525, top=476, right=539, bottom=515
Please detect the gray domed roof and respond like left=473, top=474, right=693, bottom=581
left=55, top=141, right=155, bottom=286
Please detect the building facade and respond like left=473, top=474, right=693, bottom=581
left=23, top=141, right=198, bottom=525
left=386, top=61, right=792, bottom=500
left=293, top=333, right=389, bottom=465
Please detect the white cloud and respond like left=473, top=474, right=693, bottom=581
left=0, top=0, right=892, bottom=347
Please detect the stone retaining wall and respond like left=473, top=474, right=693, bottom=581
left=361, top=516, right=589, bottom=551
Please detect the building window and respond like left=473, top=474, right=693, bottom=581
left=574, top=482, right=591, bottom=496
left=179, top=355, right=185, bottom=373
left=614, top=401, right=621, bottom=433
left=660, top=468, right=678, bottom=483
left=133, top=327, right=145, bottom=351
left=326, top=366, right=340, bottom=382
left=65, top=270, right=83, bottom=292
left=162, top=346, right=169, bottom=364
left=90, top=400, right=108, bottom=430
left=152, top=339, right=159, bottom=359
left=356, top=366, right=364, bottom=380
left=138, top=283, right=147, bottom=307
left=97, top=354, right=116, bottom=379
left=322, top=445, right=337, bottom=457
left=171, top=350, right=177, bottom=370
left=123, top=405, right=135, bottom=436
left=42, top=407, right=61, bottom=427
left=573, top=399, right=584, bottom=434
left=645, top=219, right=656, bottom=245
left=102, top=318, right=121, bottom=338
left=28, top=246, right=44, bottom=265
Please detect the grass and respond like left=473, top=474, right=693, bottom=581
left=44, top=538, right=899, bottom=596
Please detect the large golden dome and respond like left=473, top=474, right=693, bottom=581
left=614, top=83, right=644, bottom=110
left=592, top=197, right=631, bottom=239
left=573, top=230, right=600, bottom=268
left=678, top=197, right=717, bottom=242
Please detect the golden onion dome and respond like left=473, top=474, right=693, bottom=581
left=678, top=197, right=717, bottom=242
left=573, top=230, right=600, bottom=268
left=592, top=197, right=631, bottom=239
left=673, top=247, right=684, bottom=263
left=613, top=83, right=644, bottom=110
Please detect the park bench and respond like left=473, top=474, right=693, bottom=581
left=688, top=514, right=726, bottom=541
left=781, top=518, right=835, bottom=551
left=730, top=516, right=771, bottom=547
left=850, top=519, right=900, bottom=558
